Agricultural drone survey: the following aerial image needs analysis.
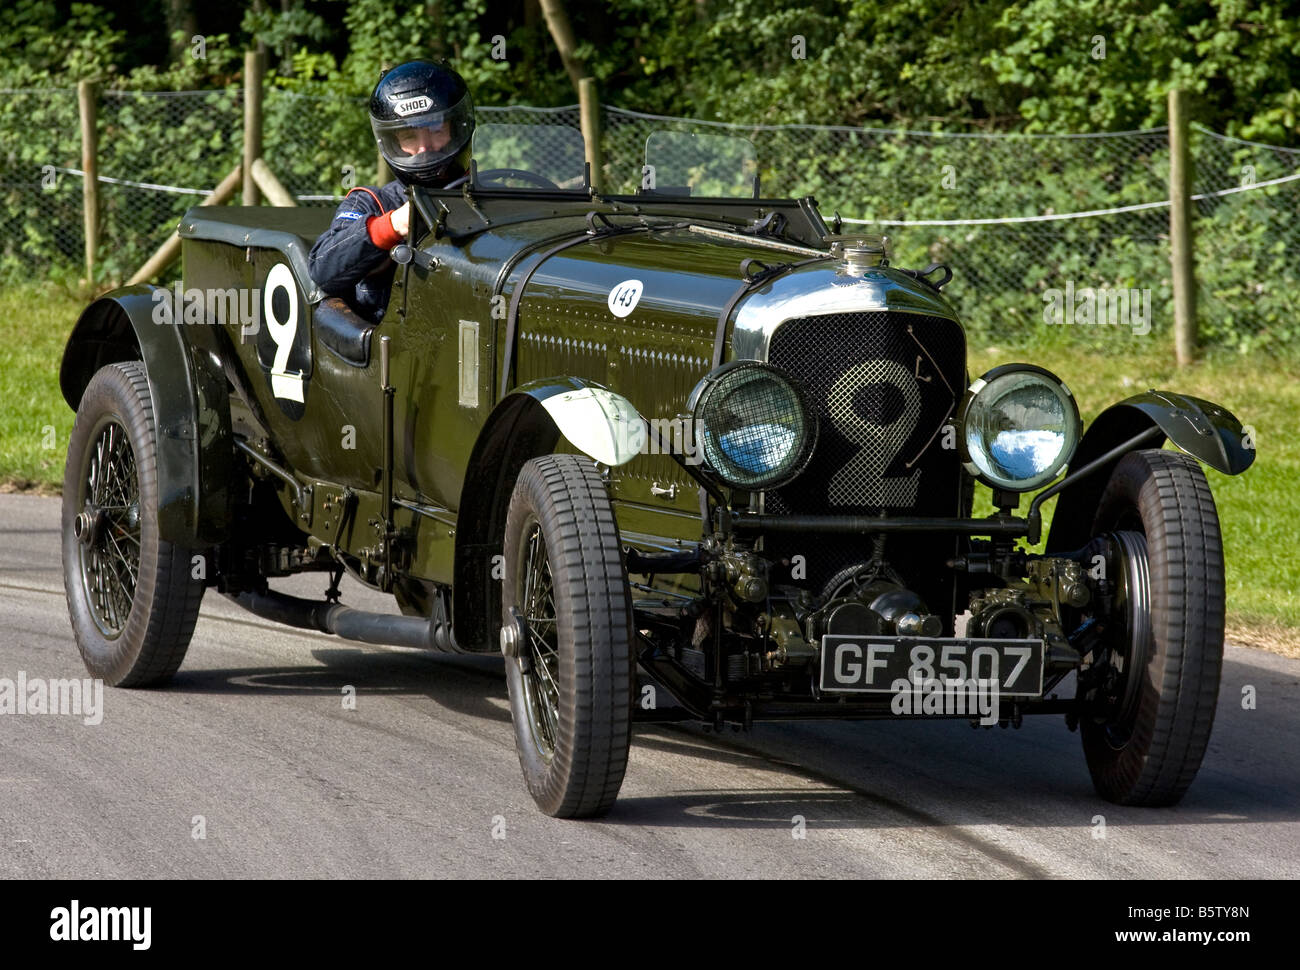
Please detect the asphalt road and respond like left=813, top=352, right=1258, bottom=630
left=2, top=492, right=1296, bottom=879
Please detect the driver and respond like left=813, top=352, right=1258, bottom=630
left=308, top=60, right=474, bottom=323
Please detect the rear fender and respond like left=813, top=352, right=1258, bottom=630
left=59, top=285, right=234, bottom=546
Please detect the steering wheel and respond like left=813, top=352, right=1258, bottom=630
left=473, top=167, right=561, bottom=190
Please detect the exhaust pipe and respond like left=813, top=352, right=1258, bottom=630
left=227, top=589, right=460, bottom=652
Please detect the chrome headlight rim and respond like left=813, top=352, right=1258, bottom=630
left=957, top=363, right=1081, bottom=493
left=688, top=360, right=818, bottom=491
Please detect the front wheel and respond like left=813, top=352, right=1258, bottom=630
left=501, top=455, right=634, bottom=818
left=1079, top=448, right=1224, bottom=806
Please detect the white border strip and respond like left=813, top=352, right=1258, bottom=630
left=48, top=138, right=1300, bottom=223
left=1191, top=123, right=1300, bottom=154
left=54, top=167, right=342, bottom=201
left=55, top=166, right=211, bottom=195
left=841, top=171, right=1300, bottom=225
left=603, top=105, right=1169, bottom=140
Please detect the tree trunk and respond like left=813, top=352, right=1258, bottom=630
left=252, top=0, right=267, bottom=56
left=279, top=0, right=294, bottom=75
left=539, top=0, right=585, bottom=95
left=165, top=0, right=198, bottom=63
left=427, top=2, right=448, bottom=59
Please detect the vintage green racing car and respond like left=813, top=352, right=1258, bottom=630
left=58, top=125, right=1254, bottom=817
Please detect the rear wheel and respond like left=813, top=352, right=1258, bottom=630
left=501, top=455, right=634, bottom=818
left=1079, top=448, right=1224, bottom=806
left=61, top=361, right=205, bottom=686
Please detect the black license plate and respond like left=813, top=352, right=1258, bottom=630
left=819, top=636, right=1045, bottom=698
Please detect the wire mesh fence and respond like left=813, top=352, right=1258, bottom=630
left=2, top=87, right=1297, bottom=349
left=263, top=89, right=367, bottom=204
left=0, top=87, right=83, bottom=280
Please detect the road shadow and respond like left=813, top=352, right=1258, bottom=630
left=609, top=700, right=1300, bottom=831
left=169, top=648, right=513, bottom=725
left=161, top=644, right=1299, bottom=831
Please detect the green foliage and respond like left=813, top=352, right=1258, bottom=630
left=662, top=0, right=1017, bottom=127
left=0, top=0, right=126, bottom=84
left=5, top=0, right=1300, bottom=140
left=984, top=0, right=1300, bottom=142
left=242, top=0, right=330, bottom=73
left=3, top=0, right=1299, bottom=350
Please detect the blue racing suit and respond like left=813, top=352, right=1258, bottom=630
left=307, top=180, right=409, bottom=323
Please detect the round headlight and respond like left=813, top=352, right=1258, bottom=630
left=959, top=364, right=1081, bottom=492
left=688, top=361, right=817, bottom=490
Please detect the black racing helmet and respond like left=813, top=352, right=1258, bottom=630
left=369, top=61, right=474, bottom=187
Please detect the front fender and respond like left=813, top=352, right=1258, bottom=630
left=1104, top=390, right=1254, bottom=475
left=511, top=377, right=645, bottom=467
left=60, top=285, right=233, bottom=546
left=1045, top=389, right=1253, bottom=553
left=450, top=376, right=643, bottom=650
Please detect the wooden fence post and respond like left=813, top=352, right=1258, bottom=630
left=243, top=50, right=263, bottom=205
left=579, top=76, right=602, bottom=192
left=78, top=80, right=98, bottom=283
left=1169, top=88, right=1196, bottom=366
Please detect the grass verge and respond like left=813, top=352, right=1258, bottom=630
left=970, top=330, right=1300, bottom=651
left=2, top=283, right=1297, bottom=648
left=0, top=283, right=85, bottom=493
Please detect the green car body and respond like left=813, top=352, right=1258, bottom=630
left=59, top=165, right=1255, bottom=814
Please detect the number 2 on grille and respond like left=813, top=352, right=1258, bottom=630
left=827, top=358, right=921, bottom=506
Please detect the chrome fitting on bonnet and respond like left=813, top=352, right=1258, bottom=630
left=824, top=233, right=890, bottom=274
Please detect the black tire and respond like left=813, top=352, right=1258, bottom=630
left=61, top=361, right=205, bottom=687
left=1080, top=448, right=1224, bottom=806
left=501, top=455, right=634, bottom=818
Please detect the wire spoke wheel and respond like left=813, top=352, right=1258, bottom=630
left=77, top=418, right=142, bottom=638
left=62, top=361, right=205, bottom=687
left=501, top=455, right=634, bottom=818
left=518, top=518, right=560, bottom=761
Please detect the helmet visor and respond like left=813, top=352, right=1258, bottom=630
left=372, top=91, right=474, bottom=175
